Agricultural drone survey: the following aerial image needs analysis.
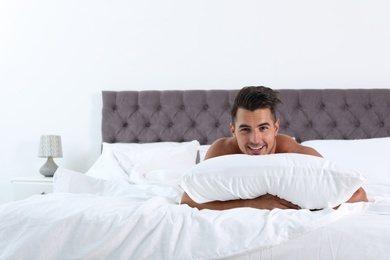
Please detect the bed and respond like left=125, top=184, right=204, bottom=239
left=1, top=88, right=390, bottom=259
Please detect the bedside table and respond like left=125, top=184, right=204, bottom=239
left=10, top=177, right=53, bottom=200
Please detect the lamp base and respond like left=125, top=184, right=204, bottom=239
left=39, top=157, right=58, bottom=177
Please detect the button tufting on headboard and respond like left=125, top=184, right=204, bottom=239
left=102, top=89, right=390, bottom=144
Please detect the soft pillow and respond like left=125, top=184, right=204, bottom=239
left=180, top=153, right=366, bottom=209
left=301, top=137, right=390, bottom=197
left=85, top=148, right=129, bottom=182
left=103, top=140, right=200, bottom=183
left=197, top=145, right=211, bottom=163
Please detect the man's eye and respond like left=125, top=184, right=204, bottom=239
left=240, top=128, right=250, bottom=132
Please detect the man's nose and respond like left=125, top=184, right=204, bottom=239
left=250, top=130, right=262, bottom=143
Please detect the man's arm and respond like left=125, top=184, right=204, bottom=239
left=181, top=191, right=300, bottom=210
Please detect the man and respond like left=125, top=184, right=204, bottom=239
left=181, top=86, right=368, bottom=210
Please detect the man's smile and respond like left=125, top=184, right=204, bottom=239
left=248, top=144, right=265, bottom=154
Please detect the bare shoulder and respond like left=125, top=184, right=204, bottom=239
left=204, top=137, right=242, bottom=160
left=276, top=134, right=322, bottom=157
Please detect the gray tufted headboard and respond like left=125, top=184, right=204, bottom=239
left=102, top=89, right=390, bottom=144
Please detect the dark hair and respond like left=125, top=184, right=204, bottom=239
left=230, top=86, right=282, bottom=125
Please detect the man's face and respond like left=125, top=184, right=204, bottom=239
left=230, top=108, right=279, bottom=155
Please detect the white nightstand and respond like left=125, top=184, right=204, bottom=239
left=10, top=177, right=53, bottom=201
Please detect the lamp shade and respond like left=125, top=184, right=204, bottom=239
left=38, top=135, right=63, bottom=158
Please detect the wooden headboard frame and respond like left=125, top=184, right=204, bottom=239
left=102, top=89, right=390, bottom=144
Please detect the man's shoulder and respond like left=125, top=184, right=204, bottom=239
left=275, top=134, right=297, bottom=153
left=212, top=136, right=234, bottom=145
left=211, top=137, right=240, bottom=150
left=276, top=134, right=295, bottom=143
left=275, top=134, right=321, bottom=156
left=205, top=137, right=240, bottom=159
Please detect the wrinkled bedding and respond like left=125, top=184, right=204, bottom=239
left=1, top=168, right=389, bottom=259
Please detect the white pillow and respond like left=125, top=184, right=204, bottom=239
left=180, top=153, right=366, bottom=209
left=197, top=145, right=211, bottom=163
left=103, top=140, right=200, bottom=183
left=301, top=137, right=390, bottom=196
left=85, top=148, right=129, bottom=182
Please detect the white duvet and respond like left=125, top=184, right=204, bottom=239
left=0, top=168, right=389, bottom=260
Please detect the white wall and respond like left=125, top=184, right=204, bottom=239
left=1, top=0, right=390, bottom=203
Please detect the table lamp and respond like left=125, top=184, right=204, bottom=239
left=38, top=135, right=63, bottom=177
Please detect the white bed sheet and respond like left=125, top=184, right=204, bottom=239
left=227, top=200, right=390, bottom=259
left=1, top=168, right=389, bottom=259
